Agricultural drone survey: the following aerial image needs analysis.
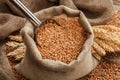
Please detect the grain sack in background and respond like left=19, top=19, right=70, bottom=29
left=15, top=6, right=98, bottom=80
left=73, top=0, right=115, bottom=25
left=6, top=0, right=120, bottom=25
left=0, top=0, right=119, bottom=40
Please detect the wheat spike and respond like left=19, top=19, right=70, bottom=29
left=7, top=43, right=25, bottom=61
left=91, top=47, right=101, bottom=60
left=105, top=33, right=120, bottom=47
left=93, top=25, right=120, bottom=32
left=109, top=32, right=120, bottom=39
left=93, top=28, right=120, bottom=46
left=6, top=41, right=24, bottom=50
left=93, top=27, right=107, bottom=34
left=92, top=41, right=106, bottom=56
left=102, top=39, right=120, bottom=52
left=93, top=25, right=120, bottom=54
left=8, top=35, right=23, bottom=42
left=95, top=38, right=114, bottom=52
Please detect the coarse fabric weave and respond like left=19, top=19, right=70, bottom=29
left=0, top=43, right=14, bottom=80
left=15, top=6, right=98, bottom=80
left=0, top=0, right=120, bottom=80
left=0, top=0, right=120, bottom=40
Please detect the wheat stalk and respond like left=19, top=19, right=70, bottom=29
left=95, top=38, right=114, bottom=52
left=7, top=45, right=25, bottom=61
left=93, top=28, right=120, bottom=46
left=92, top=25, right=120, bottom=56
left=8, top=35, right=23, bottom=42
left=102, top=39, right=120, bottom=52
left=91, top=47, right=101, bottom=60
left=93, top=25, right=120, bottom=32
left=92, top=41, right=106, bottom=56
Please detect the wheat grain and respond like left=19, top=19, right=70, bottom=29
left=7, top=45, right=25, bottom=61
left=8, top=35, right=23, bottom=42
left=92, top=42, right=106, bottom=56
left=6, top=41, right=24, bottom=49
left=93, top=25, right=120, bottom=32
left=93, top=28, right=120, bottom=46
left=102, top=39, right=120, bottom=52
left=95, top=38, right=114, bottom=52
left=36, top=15, right=88, bottom=64
left=91, top=47, right=101, bottom=60
left=93, top=25, right=120, bottom=53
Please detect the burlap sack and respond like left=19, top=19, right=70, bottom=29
left=6, top=0, right=58, bottom=17
left=0, top=1, right=26, bottom=40
left=6, top=0, right=119, bottom=25
left=0, top=43, right=14, bottom=80
left=61, top=0, right=119, bottom=25
left=113, top=0, right=120, bottom=11
left=0, top=13, right=26, bottom=40
left=15, top=6, right=98, bottom=80
left=0, top=0, right=119, bottom=40
left=73, top=0, right=115, bottom=25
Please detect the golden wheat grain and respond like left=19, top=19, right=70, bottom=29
left=93, top=25, right=120, bottom=32
left=92, top=42, right=106, bottom=56
left=102, top=39, right=120, bottom=52
left=95, top=38, right=114, bottom=52
left=93, top=29, right=120, bottom=46
left=93, top=26, right=120, bottom=52
left=8, top=35, right=23, bottom=42
left=91, top=47, right=101, bottom=60
left=106, top=34, right=120, bottom=46
left=6, top=41, right=24, bottom=47
left=109, top=32, right=120, bottom=39
left=93, top=27, right=107, bottom=34
left=7, top=45, right=25, bottom=61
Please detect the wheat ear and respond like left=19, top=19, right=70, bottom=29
left=92, top=41, right=106, bottom=56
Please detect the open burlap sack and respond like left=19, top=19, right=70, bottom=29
left=0, top=0, right=56, bottom=40
left=0, top=43, right=14, bottom=80
left=15, top=6, right=98, bottom=80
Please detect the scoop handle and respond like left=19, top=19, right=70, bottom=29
left=9, top=0, right=41, bottom=26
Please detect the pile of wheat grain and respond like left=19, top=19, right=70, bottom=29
left=36, top=14, right=88, bottom=64
left=79, top=58, right=120, bottom=80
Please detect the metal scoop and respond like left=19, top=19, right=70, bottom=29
left=9, top=0, right=60, bottom=27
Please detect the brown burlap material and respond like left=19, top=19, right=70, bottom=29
left=0, top=0, right=119, bottom=40
left=0, top=2, right=26, bottom=40
left=0, top=0, right=120, bottom=80
left=0, top=13, right=26, bottom=40
left=15, top=6, right=98, bottom=80
left=73, top=0, right=115, bottom=25
left=0, top=43, right=14, bottom=80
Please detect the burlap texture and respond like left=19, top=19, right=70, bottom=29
left=0, top=0, right=119, bottom=40
left=0, top=13, right=26, bottom=40
left=15, top=6, right=98, bottom=80
left=6, top=0, right=120, bottom=25
left=0, top=0, right=120, bottom=80
left=0, top=43, right=14, bottom=80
